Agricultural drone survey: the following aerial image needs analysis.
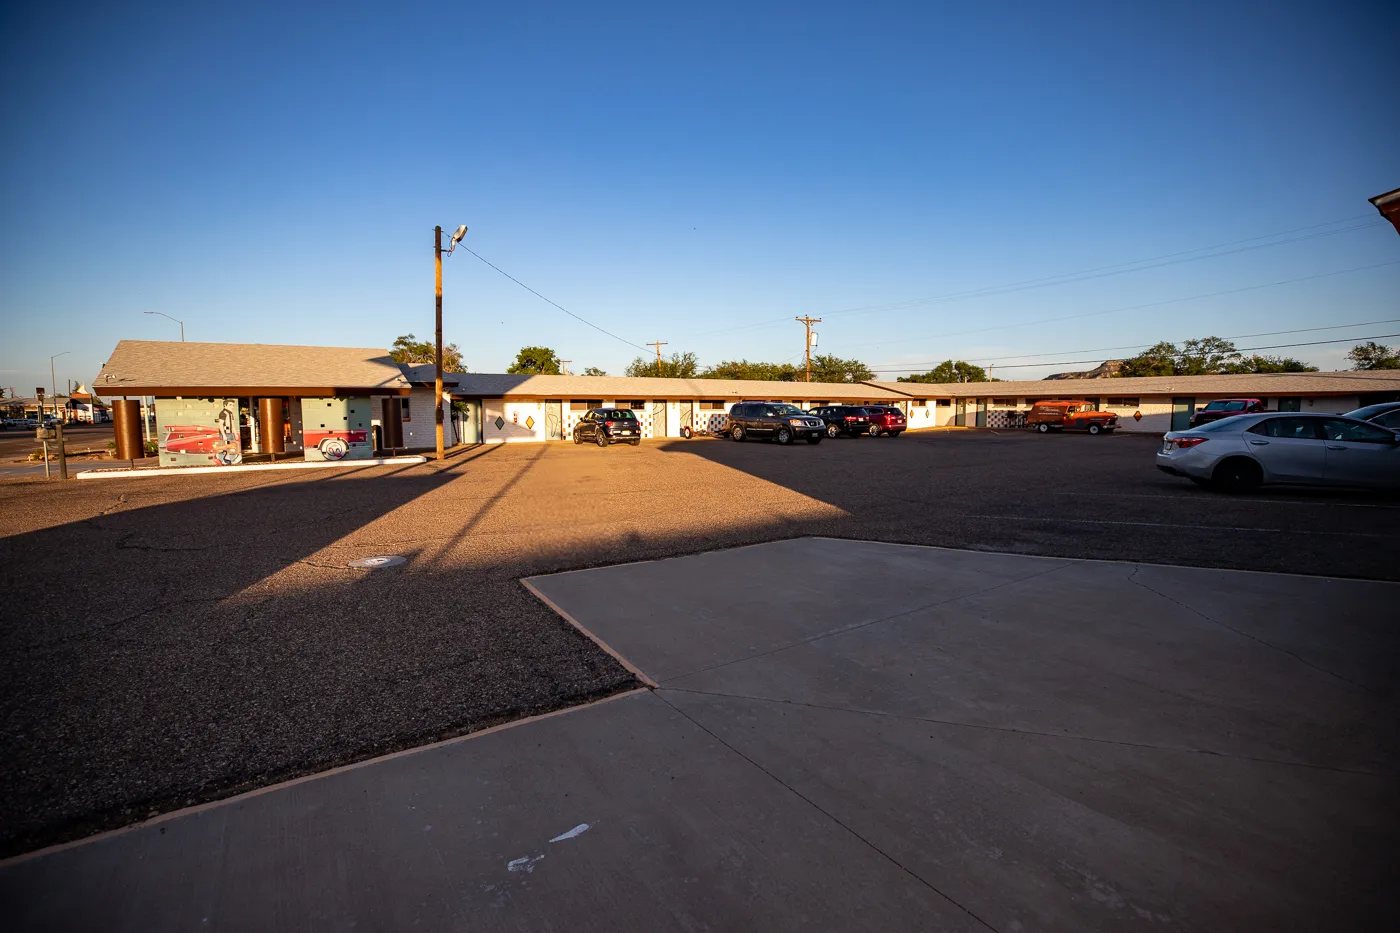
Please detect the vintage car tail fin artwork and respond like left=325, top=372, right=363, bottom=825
left=302, top=428, right=370, bottom=461
left=161, top=424, right=242, bottom=465
left=1026, top=401, right=1119, bottom=435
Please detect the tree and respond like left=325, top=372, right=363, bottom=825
left=701, top=359, right=799, bottom=381
left=1347, top=342, right=1400, bottom=370
left=808, top=354, right=875, bottom=383
left=389, top=333, right=464, bottom=373
left=1222, top=355, right=1318, bottom=374
left=625, top=351, right=698, bottom=378
left=581, top=366, right=608, bottom=376
left=1118, top=337, right=1243, bottom=377
left=507, top=346, right=563, bottom=375
left=898, top=360, right=989, bottom=384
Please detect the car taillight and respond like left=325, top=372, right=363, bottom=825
left=605, top=420, right=614, bottom=427
left=1174, top=436, right=1208, bottom=449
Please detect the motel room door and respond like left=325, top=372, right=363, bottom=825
left=650, top=400, right=667, bottom=438
left=678, top=400, right=694, bottom=433
left=954, top=399, right=967, bottom=427
left=1171, top=397, right=1196, bottom=431
left=544, top=400, right=564, bottom=441
left=975, top=398, right=988, bottom=428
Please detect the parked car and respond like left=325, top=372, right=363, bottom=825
left=1027, top=400, right=1119, bottom=435
left=862, top=406, right=907, bottom=437
left=302, top=427, right=370, bottom=460
left=1344, top=401, right=1400, bottom=432
left=807, top=405, right=872, bottom=438
left=572, top=408, right=641, bottom=446
left=1156, top=412, right=1400, bottom=492
left=724, top=402, right=824, bottom=444
left=1188, top=398, right=1266, bottom=428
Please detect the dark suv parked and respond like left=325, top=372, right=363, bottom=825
left=807, top=405, right=872, bottom=438
left=724, top=402, right=824, bottom=444
left=572, top=408, right=642, bottom=446
left=862, top=406, right=907, bottom=437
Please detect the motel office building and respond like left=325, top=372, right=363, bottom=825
left=96, top=341, right=1400, bottom=466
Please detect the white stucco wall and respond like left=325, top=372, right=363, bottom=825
left=395, top=389, right=456, bottom=448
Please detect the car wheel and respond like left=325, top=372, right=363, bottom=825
left=319, top=438, right=349, bottom=460
left=1212, top=458, right=1262, bottom=494
left=1088, top=423, right=1101, bottom=435
left=869, top=424, right=881, bottom=437
left=731, top=425, right=745, bottom=442
left=775, top=427, right=793, bottom=445
left=573, top=431, right=582, bottom=444
left=681, top=425, right=693, bottom=439
left=806, top=435, right=821, bottom=444
left=826, top=423, right=839, bottom=438
left=1036, top=423, right=1050, bottom=434
left=595, top=431, right=609, bottom=447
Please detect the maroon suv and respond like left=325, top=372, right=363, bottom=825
left=1188, top=398, right=1265, bottom=428
left=862, top=406, right=907, bottom=437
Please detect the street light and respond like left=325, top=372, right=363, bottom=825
left=50, top=351, right=69, bottom=420
left=434, top=224, right=467, bottom=461
left=143, top=310, right=185, bottom=341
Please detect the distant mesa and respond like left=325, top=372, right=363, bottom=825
left=1042, top=360, right=1124, bottom=381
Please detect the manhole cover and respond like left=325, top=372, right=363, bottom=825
left=348, top=555, right=407, bottom=569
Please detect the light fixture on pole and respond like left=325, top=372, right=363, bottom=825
left=143, top=310, right=185, bottom=341
left=50, top=351, right=70, bottom=419
left=434, top=224, right=468, bottom=461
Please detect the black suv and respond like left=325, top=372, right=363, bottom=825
left=724, top=402, right=824, bottom=444
left=807, top=405, right=872, bottom=438
left=572, top=408, right=642, bottom=447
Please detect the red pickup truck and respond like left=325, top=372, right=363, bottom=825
left=1188, top=398, right=1265, bottom=428
left=1027, top=401, right=1119, bottom=435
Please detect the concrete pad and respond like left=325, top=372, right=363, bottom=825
left=0, top=691, right=974, bottom=933
left=661, top=688, right=1396, bottom=931
left=524, top=537, right=1076, bottom=681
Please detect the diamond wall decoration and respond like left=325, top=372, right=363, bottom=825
left=525, top=416, right=535, bottom=430
left=494, top=416, right=505, bottom=430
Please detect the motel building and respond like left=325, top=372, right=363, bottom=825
left=95, top=340, right=1400, bottom=467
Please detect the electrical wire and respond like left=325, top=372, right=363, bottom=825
left=462, top=247, right=649, bottom=352
left=866, top=332, right=1400, bottom=373
left=843, top=258, right=1400, bottom=352
left=682, top=214, right=1385, bottom=339
left=870, top=317, right=1400, bottom=368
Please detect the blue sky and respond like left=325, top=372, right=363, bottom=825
left=2, top=0, right=1397, bottom=396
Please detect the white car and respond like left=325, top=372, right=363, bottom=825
left=1156, top=412, right=1400, bottom=492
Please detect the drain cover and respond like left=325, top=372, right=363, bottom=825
left=348, top=555, right=407, bottom=569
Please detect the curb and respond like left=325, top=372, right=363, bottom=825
left=75, top=456, right=428, bottom=479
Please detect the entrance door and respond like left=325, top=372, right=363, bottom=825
left=457, top=400, right=481, bottom=444
left=1171, top=397, right=1196, bottom=431
left=678, top=400, right=694, bottom=433
left=975, top=398, right=988, bottom=428
left=544, top=399, right=563, bottom=441
left=954, top=399, right=967, bottom=427
left=1276, top=397, right=1302, bottom=412
left=650, top=400, right=667, bottom=438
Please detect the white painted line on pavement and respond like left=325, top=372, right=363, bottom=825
left=76, top=456, right=428, bottom=479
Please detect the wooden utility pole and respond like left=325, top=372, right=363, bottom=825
left=795, top=316, right=821, bottom=382
left=559, top=360, right=572, bottom=376
left=646, top=340, right=669, bottom=376
left=434, top=225, right=444, bottom=462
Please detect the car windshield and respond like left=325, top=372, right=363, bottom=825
left=1345, top=402, right=1400, bottom=420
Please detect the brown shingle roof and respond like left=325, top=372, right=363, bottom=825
left=94, top=341, right=412, bottom=396
left=867, top=370, right=1400, bottom=399
left=446, top=372, right=909, bottom=401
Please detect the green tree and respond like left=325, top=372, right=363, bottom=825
left=581, top=366, right=608, bottom=376
left=389, top=333, right=464, bottom=373
left=507, top=346, right=563, bottom=375
left=1117, top=341, right=1178, bottom=377
left=625, top=351, right=699, bottom=377
left=898, top=360, right=989, bottom=384
left=701, top=359, right=800, bottom=380
left=1347, top=342, right=1400, bottom=370
left=1222, top=355, right=1318, bottom=374
left=1119, top=337, right=1242, bottom=377
left=808, top=354, right=875, bottom=383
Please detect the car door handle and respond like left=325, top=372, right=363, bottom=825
left=1326, top=444, right=1346, bottom=450
left=1247, top=439, right=1268, bottom=445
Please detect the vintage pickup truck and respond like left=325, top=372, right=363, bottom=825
left=1026, top=400, right=1119, bottom=435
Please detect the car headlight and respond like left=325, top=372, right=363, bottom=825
left=789, top=418, right=805, bottom=426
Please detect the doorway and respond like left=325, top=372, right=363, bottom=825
left=975, top=398, right=988, bottom=428
left=1171, top=397, right=1196, bottom=431
left=650, top=400, right=667, bottom=438
left=544, top=399, right=563, bottom=441
left=954, top=399, right=967, bottom=427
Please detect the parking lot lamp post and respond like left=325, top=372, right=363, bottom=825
left=143, top=310, right=185, bottom=341
left=50, top=351, right=69, bottom=420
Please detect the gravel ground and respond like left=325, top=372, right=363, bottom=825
left=1, top=430, right=1396, bottom=857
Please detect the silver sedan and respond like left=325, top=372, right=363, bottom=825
left=1156, top=412, right=1400, bottom=492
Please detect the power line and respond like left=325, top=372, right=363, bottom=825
left=463, top=247, right=649, bottom=352
left=866, top=332, right=1400, bottom=373
left=682, top=214, right=1384, bottom=340
left=871, top=318, right=1400, bottom=368
left=844, top=258, right=1400, bottom=352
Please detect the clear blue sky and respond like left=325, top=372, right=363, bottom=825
left=2, top=0, right=1397, bottom=396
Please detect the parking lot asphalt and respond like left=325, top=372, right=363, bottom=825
left=1, top=430, right=1396, bottom=857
